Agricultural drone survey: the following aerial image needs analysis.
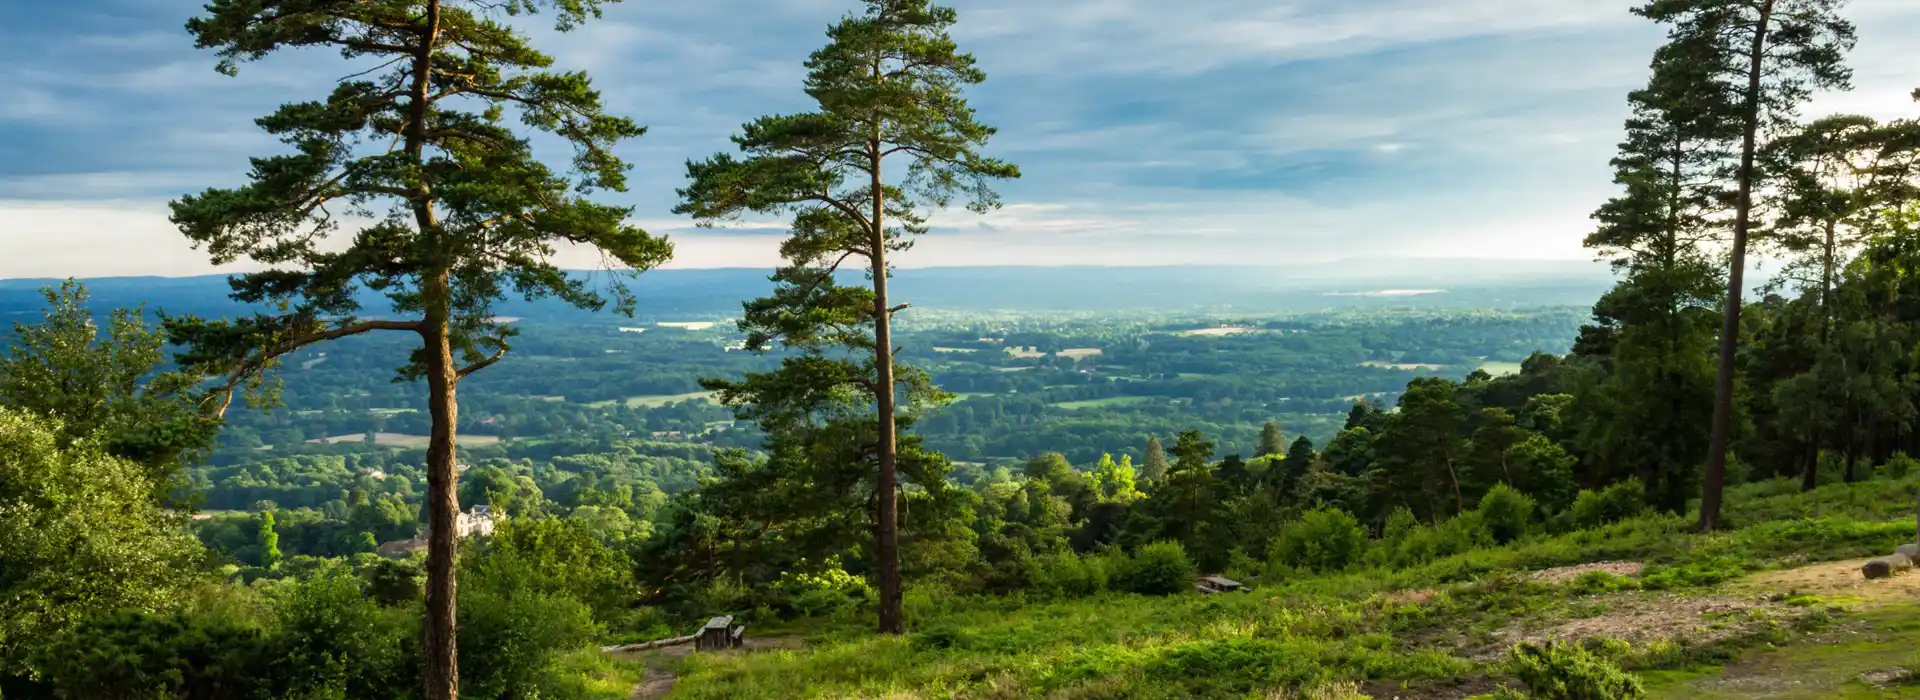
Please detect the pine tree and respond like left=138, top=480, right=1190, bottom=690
left=168, top=2, right=670, bottom=694
left=1281, top=435, right=1318, bottom=496
left=677, top=0, right=1017, bottom=635
left=1256, top=421, right=1286, bottom=457
left=1142, top=434, right=1170, bottom=484
left=1629, top=0, right=1857, bottom=530
left=1766, top=115, right=1918, bottom=488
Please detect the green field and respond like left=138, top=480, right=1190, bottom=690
left=1479, top=360, right=1526, bottom=376
left=1053, top=396, right=1155, bottom=410
left=590, top=391, right=716, bottom=409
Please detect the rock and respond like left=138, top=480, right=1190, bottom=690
left=1863, top=554, right=1914, bottom=580
left=1897, top=543, right=1920, bottom=559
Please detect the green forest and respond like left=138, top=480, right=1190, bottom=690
left=4, top=0, right=1920, bottom=699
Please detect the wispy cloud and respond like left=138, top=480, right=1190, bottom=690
left=0, top=0, right=1915, bottom=276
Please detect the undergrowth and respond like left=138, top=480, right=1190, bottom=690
left=662, top=475, right=1920, bottom=699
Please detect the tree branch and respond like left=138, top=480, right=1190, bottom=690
left=456, top=346, right=508, bottom=379
left=202, top=319, right=424, bottom=419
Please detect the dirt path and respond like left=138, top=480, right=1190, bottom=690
left=1643, top=558, right=1920, bottom=699
left=616, top=636, right=804, bottom=700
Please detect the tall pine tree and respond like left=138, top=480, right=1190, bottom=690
left=168, top=2, right=670, bottom=695
left=1628, top=0, right=1856, bottom=530
left=1142, top=434, right=1170, bottom=484
left=677, top=0, right=1017, bottom=634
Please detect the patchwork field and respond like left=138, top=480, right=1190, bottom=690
left=307, top=432, right=505, bottom=448
left=590, top=391, right=717, bottom=409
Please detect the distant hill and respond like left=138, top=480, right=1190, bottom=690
left=0, top=259, right=1618, bottom=320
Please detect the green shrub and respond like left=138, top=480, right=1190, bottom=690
left=768, top=558, right=874, bottom=619
left=270, top=569, right=416, bottom=697
left=1885, top=452, right=1916, bottom=480
left=1118, top=541, right=1196, bottom=595
left=1271, top=507, right=1369, bottom=573
left=1031, top=551, right=1110, bottom=599
left=1503, top=640, right=1644, bottom=699
left=1568, top=479, right=1647, bottom=530
left=1478, top=484, right=1538, bottom=545
left=1382, top=506, right=1421, bottom=540
left=1436, top=511, right=1495, bottom=557
left=31, top=608, right=273, bottom=699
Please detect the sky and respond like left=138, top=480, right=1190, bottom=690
left=1, top=0, right=1917, bottom=278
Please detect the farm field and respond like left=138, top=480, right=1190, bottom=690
left=306, top=432, right=505, bottom=447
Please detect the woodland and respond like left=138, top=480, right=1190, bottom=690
left=3, top=0, right=1920, bottom=698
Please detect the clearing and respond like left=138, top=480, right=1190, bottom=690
left=932, top=346, right=980, bottom=353
left=657, top=321, right=721, bottom=331
left=1054, top=396, right=1153, bottom=410
left=1004, top=346, right=1047, bottom=359
left=1057, top=347, right=1104, bottom=360
left=1360, top=360, right=1451, bottom=371
left=306, top=432, right=504, bottom=448
left=1478, top=360, right=1525, bottom=376
left=1178, top=326, right=1257, bottom=337
left=590, top=391, right=716, bottom=409
left=1642, top=557, right=1920, bottom=699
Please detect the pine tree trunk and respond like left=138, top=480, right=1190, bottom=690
left=422, top=292, right=461, bottom=700
left=1700, top=0, right=1774, bottom=533
left=1801, top=435, right=1820, bottom=492
left=403, top=3, right=455, bottom=694
left=870, top=140, right=903, bottom=636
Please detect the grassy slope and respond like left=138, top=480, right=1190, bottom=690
left=660, top=476, right=1920, bottom=699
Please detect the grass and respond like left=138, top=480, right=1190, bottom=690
left=932, top=347, right=981, bottom=353
left=1057, top=348, right=1104, bottom=360
left=588, top=391, right=716, bottom=409
left=1053, top=396, right=1155, bottom=410
left=661, top=475, right=1920, bottom=699
left=1642, top=604, right=1920, bottom=699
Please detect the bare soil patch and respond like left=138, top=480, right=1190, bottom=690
left=1735, top=556, right=1920, bottom=604
left=1528, top=561, right=1646, bottom=584
left=1483, top=591, right=1796, bottom=659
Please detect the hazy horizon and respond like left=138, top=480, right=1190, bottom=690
left=3, top=0, right=1917, bottom=277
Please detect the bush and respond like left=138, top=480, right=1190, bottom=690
left=30, top=608, right=273, bottom=699
left=1436, top=511, right=1495, bottom=556
left=1502, top=640, right=1644, bottom=699
left=1886, top=452, right=1917, bottom=480
left=768, top=559, right=874, bottom=619
left=1271, top=508, right=1369, bottom=573
left=1567, top=479, right=1647, bottom=530
left=1118, top=541, right=1196, bottom=595
left=1031, top=551, right=1110, bottom=599
left=1478, top=484, right=1538, bottom=545
left=270, top=569, right=416, bottom=697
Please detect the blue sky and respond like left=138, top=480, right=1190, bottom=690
left=1, top=0, right=1916, bottom=277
